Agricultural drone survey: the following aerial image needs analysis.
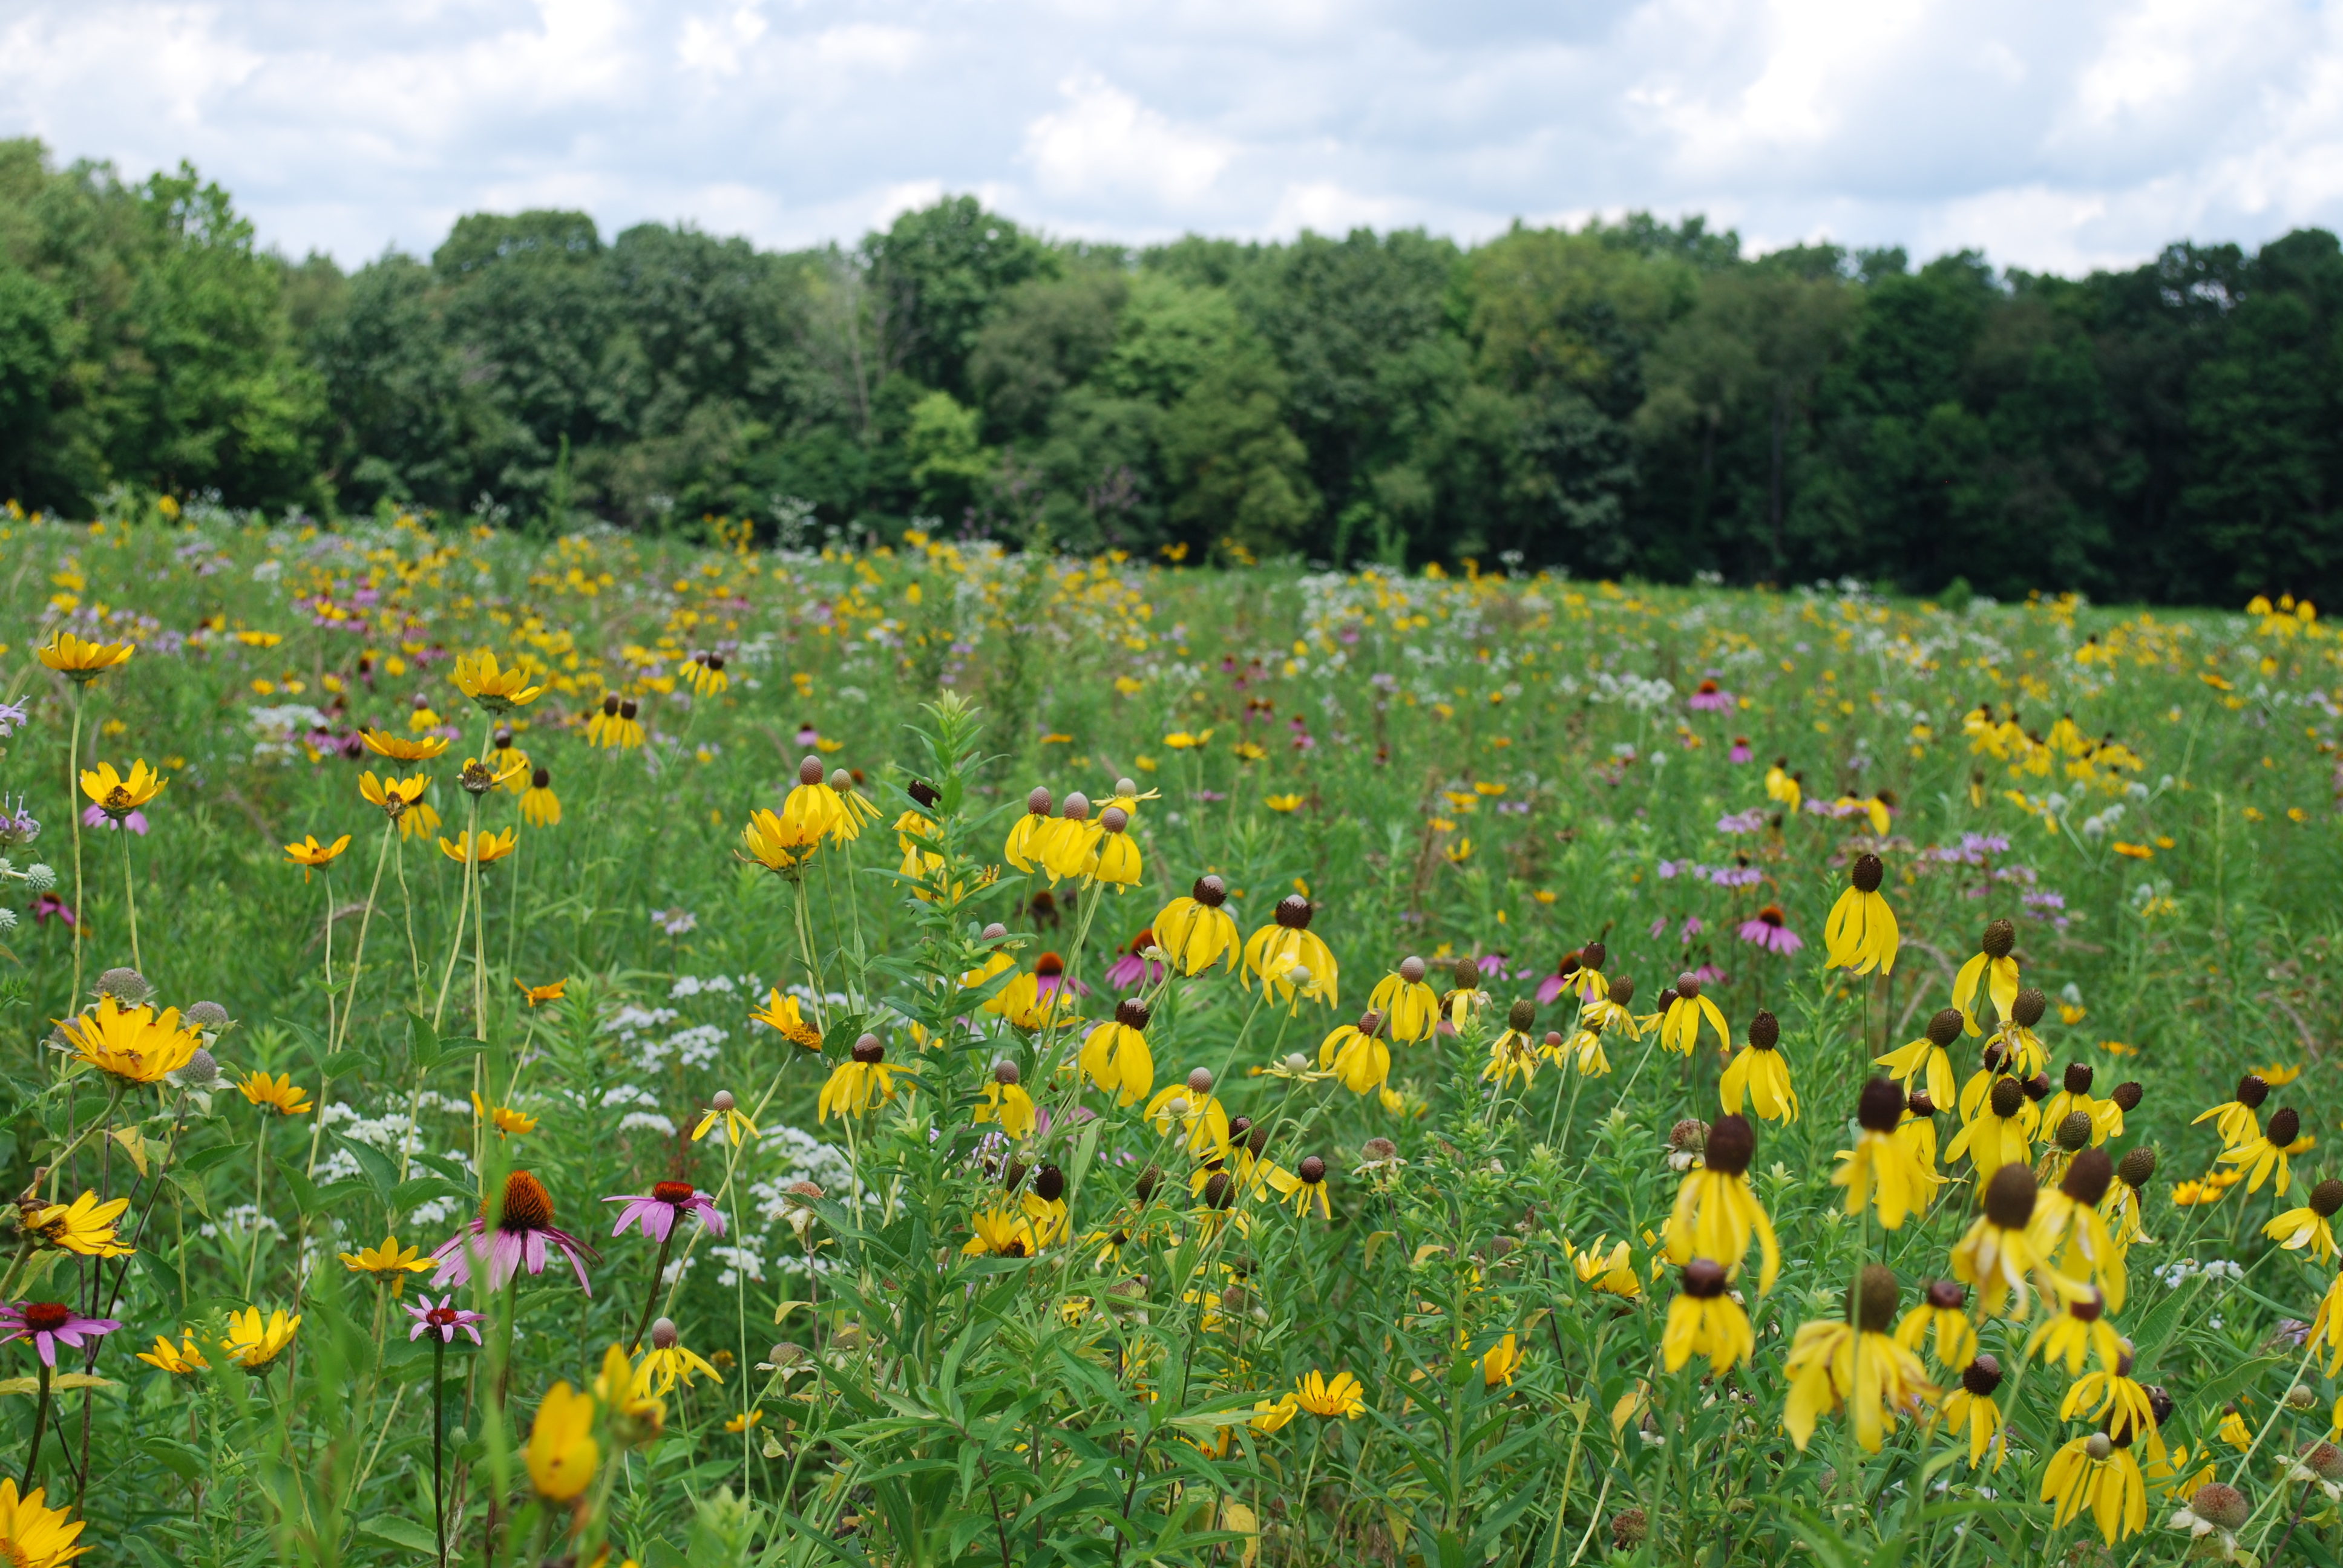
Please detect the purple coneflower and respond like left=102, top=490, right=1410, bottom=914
left=0, top=1300, right=119, bottom=1366
left=1536, top=953, right=1581, bottom=1005
left=1103, top=929, right=1162, bottom=991
left=1728, top=737, right=1754, bottom=763
left=606, top=1179, right=727, bottom=1244
left=430, top=1170, right=600, bottom=1295
left=405, top=1293, right=486, bottom=1344
left=31, top=894, right=73, bottom=927
left=1737, top=904, right=1804, bottom=956
left=81, top=805, right=148, bottom=835
left=1688, top=677, right=1735, bottom=713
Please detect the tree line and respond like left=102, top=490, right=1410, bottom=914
left=2, top=136, right=2341, bottom=603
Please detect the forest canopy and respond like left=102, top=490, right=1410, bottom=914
left=2, top=136, right=2341, bottom=604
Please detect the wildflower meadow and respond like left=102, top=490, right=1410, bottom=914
left=4, top=503, right=2343, bottom=1567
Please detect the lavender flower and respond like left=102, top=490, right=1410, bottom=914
left=0, top=1301, right=120, bottom=1367
left=405, top=1293, right=486, bottom=1344
left=606, top=1180, right=727, bottom=1244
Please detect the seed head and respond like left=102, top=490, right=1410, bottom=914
left=1034, top=1165, right=1066, bottom=1204
left=1202, top=1171, right=1233, bottom=1210
left=2054, top=1110, right=2094, bottom=1151
left=1857, top=1077, right=1904, bottom=1134
left=1355, top=1010, right=1383, bottom=1038
left=1027, top=786, right=1052, bottom=816
left=1452, top=956, right=1481, bottom=990
left=1748, top=1011, right=1780, bottom=1051
left=2269, top=1108, right=2301, bottom=1146
left=95, top=967, right=151, bottom=1005
left=1704, top=1114, right=1754, bottom=1177
left=2110, top=1081, right=2142, bottom=1112
left=2061, top=1148, right=2114, bottom=1205
left=981, top=921, right=1008, bottom=941
left=1193, top=875, right=1227, bottom=907
left=2022, top=1074, right=2051, bottom=1103
left=650, top=1318, right=679, bottom=1350
left=1989, top=1077, right=2025, bottom=1119
left=1610, top=1509, right=1647, bottom=1552
left=1542, top=1031, right=1564, bottom=1051
left=1113, top=778, right=1136, bottom=798
left=1675, top=972, right=1702, bottom=1001
left=2116, top=1146, right=2158, bottom=1189
left=1655, top=988, right=1679, bottom=1013
left=2190, top=1483, right=2249, bottom=1530
left=1101, top=806, right=1129, bottom=834
left=1507, top=999, right=1537, bottom=1033
left=1668, top=1118, right=1709, bottom=1155
left=1362, top=1137, right=1398, bottom=1163
left=799, top=757, right=825, bottom=786
left=1927, top=1008, right=1964, bottom=1047
left=178, top=1048, right=220, bottom=1087
left=2310, top=1178, right=2343, bottom=1218
left=1982, top=1164, right=2036, bottom=1229
left=711, top=1089, right=736, bottom=1112
left=1061, top=792, right=1090, bottom=822
left=532, top=766, right=551, bottom=790
left=827, top=769, right=852, bottom=794
left=1906, top=1092, right=1938, bottom=1118
left=1981, top=919, right=2016, bottom=959
left=2010, top=988, right=2046, bottom=1028
left=2237, top=1074, right=2270, bottom=1108
left=1851, top=854, right=1883, bottom=893
left=1607, top=976, right=1636, bottom=1007
left=1927, top=1278, right=1965, bottom=1310
left=1398, top=955, right=1426, bottom=984
left=2083, top=1432, right=2112, bottom=1462
left=1274, top=894, right=1312, bottom=930
left=850, top=1034, right=883, bottom=1064
left=1961, top=1354, right=2002, bottom=1397
left=1581, top=941, right=1608, bottom=971
left=1297, top=1155, right=1326, bottom=1184
left=2063, top=1062, right=2093, bottom=1096
left=2287, top=1382, right=2318, bottom=1411
left=1115, top=999, right=1152, bottom=1030
left=2303, top=1442, right=2343, bottom=1483
left=1135, top=1165, right=1162, bottom=1203
left=1852, top=1263, right=1898, bottom=1333
left=1680, top=1259, right=1728, bottom=1299
left=1247, top=1123, right=1270, bottom=1157
left=186, top=1001, right=231, bottom=1031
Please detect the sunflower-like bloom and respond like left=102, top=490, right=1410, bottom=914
left=1950, top=918, right=2020, bottom=1036
left=1143, top=1076, right=1230, bottom=1157
left=1945, top=1076, right=2033, bottom=1183
left=451, top=650, right=543, bottom=712
left=2216, top=1106, right=2298, bottom=1195
left=283, top=834, right=350, bottom=880
left=526, top=1380, right=599, bottom=1500
left=2063, top=1357, right=2157, bottom=1443
left=2192, top=1073, right=2269, bottom=1151
left=24, top=1191, right=131, bottom=1258
left=749, top=988, right=824, bottom=1051
left=1720, top=1010, right=1797, bottom=1122
left=221, top=1305, right=301, bottom=1371
left=963, top=1203, right=1046, bottom=1257
left=39, top=629, right=133, bottom=684
left=339, top=1234, right=434, bottom=1293
left=2027, top=1287, right=2125, bottom=1374
left=79, top=760, right=165, bottom=820
left=2265, top=1177, right=2343, bottom=1261
left=1241, top=895, right=1339, bottom=1009
left=1369, top=959, right=1440, bottom=1042
left=1319, top=1010, right=1391, bottom=1096
left=1781, top=1267, right=1935, bottom=1453
left=520, top=768, right=560, bottom=827
left=439, top=828, right=518, bottom=867
left=136, top=1333, right=208, bottom=1377
left=238, top=1070, right=313, bottom=1116
left=359, top=771, right=439, bottom=841
left=1663, top=1260, right=1754, bottom=1375
left=1657, top=973, right=1729, bottom=1056
left=1078, top=1000, right=1156, bottom=1106
left=1938, top=1356, right=2007, bottom=1469
left=1824, top=852, right=1901, bottom=974
left=0, top=1478, right=89, bottom=1566
left=2031, top=1149, right=2128, bottom=1309
left=1663, top=1114, right=1779, bottom=1293
left=1895, top=1279, right=1978, bottom=1370
left=1155, top=875, right=1239, bottom=974
left=739, top=806, right=822, bottom=877
left=1268, top=1154, right=1332, bottom=1220
left=58, top=996, right=200, bottom=1085
left=1834, top=1077, right=1937, bottom=1228
left=2042, top=1430, right=2148, bottom=1546
left=818, top=1035, right=897, bottom=1122
left=1293, top=1370, right=1365, bottom=1418
left=1571, top=1236, right=1641, bottom=1297
left=1876, top=1008, right=1963, bottom=1109
left=974, top=1063, right=1038, bottom=1140
left=1953, top=1166, right=2063, bottom=1318
left=1480, top=1332, right=1527, bottom=1388
left=361, top=726, right=447, bottom=763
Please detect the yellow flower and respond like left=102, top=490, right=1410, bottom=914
left=517, top=978, right=568, bottom=1007
left=1368, top=963, right=1440, bottom=1043
left=520, top=768, right=561, bottom=828
left=135, top=1333, right=208, bottom=1377
left=1239, top=895, right=1340, bottom=1010
left=1250, top=1394, right=1299, bottom=1432
left=739, top=806, right=821, bottom=877
left=748, top=988, right=825, bottom=1051
left=2025, top=1289, right=2125, bottom=1374
left=470, top=1093, right=537, bottom=1136
left=1951, top=1166, right=2078, bottom=1318
left=1481, top=1333, right=1527, bottom=1387
left=1948, top=918, right=2020, bottom=1036
left=1937, top=1358, right=2006, bottom=1469
left=1656, top=976, right=1729, bottom=1057
left=1078, top=1003, right=1156, bottom=1106
left=1154, top=877, right=1239, bottom=974
left=985, top=958, right=1080, bottom=1031
left=1293, top=1370, right=1365, bottom=1418
left=1895, top=1281, right=1978, bottom=1369
left=634, top=1333, right=723, bottom=1397
left=1663, top=1263, right=1754, bottom=1374
left=975, top=1068, right=1038, bottom=1140
left=724, top=1409, right=762, bottom=1434
left=2310, top=1272, right=2343, bottom=1374
left=59, top=997, right=199, bottom=1085
left=594, top=1344, right=666, bottom=1446
left=1833, top=1080, right=1939, bottom=1228
left=682, top=652, right=731, bottom=697
left=1163, top=729, right=1214, bottom=749
left=1571, top=1236, right=1641, bottom=1298
left=2263, top=1178, right=2343, bottom=1261
left=451, top=650, right=544, bottom=712
left=1944, top=1075, right=2032, bottom=1184
left=2215, top=1107, right=2299, bottom=1194
left=283, top=834, right=351, bottom=879
left=525, top=1380, right=600, bottom=1501
left=1823, top=854, right=1900, bottom=975
left=963, top=1204, right=1044, bottom=1257
left=1719, top=1012, right=1797, bottom=1122
left=359, top=727, right=448, bottom=762
left=339, top=1235, right=434, bottom=1293
left=0, top=1478, right=89, bottom=1566
left=237, top=1071, right=313, bottom=1116
left=1781, top=1269, right=1936, bottom=1454
left=25, top=1191, right=131, bottom=1258
left=38, top=629, right=134, bottom=683
left=1264, top=793, right=1304, bottom=812
left=439, top=827, right=519, bottom=867
left=691, top=1090, right=759, bottom=1145
left=586, top=694, right=647, bottom=750
left=1875, top=1008, right=1962, bottom=1109
left=359, top=770, right=439, bottom=840
left=1267, top=1155, right=1332, bottom=1219
left=818, top=1038, right=897, bottom=1122
left=1663, top=1116, right=1779, bottom=1292
left=1317, top=1013, right=1391, bottom=1095
left=2062, top=1367, right=2157, bottom=1443
left=79, top=759, right=166, bottom=818
left=2040, top=1432, right=2147, bottom=1546
left=221, top=1306, right=301, bottom=1371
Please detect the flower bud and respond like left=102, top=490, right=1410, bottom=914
left=177, top=1048, right=220, bottom=1087
left=1285, top=1052, right=1309, bottom=1073
left=186, top=1001, right=231, bottom=1031
left=96, top=967, right=151, bottom=1005
left=1286, top=964, right=1312, bottom=988
left=2287, top=1382, right=2319, bottom=1411
left=2083, top=1432, right=2112, bottom=1462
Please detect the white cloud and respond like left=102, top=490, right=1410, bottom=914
left=0, top=0, right=2338, bottom=273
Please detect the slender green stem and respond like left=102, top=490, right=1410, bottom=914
left=119, top=824, right=140, bottom=976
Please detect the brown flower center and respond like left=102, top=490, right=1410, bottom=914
left=21, top=1302, right=70, bottom=1333
left=494, top=1170, right=555, bottom=1232
left=652, top=1180, right=697, bottom=1205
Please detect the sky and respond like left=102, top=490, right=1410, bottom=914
left=4, top=0, right=2342, bottom=275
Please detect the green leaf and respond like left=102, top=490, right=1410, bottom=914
left=334, top=1133, right=401, bottom=1204
left=359, top=1515, right=441, bottom=1553
left=273, top=1157, right=320, bottom=1216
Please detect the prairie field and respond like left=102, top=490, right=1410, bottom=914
left=4, top=504, right=2343, bottom=1567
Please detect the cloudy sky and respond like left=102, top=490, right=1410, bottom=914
left=4, top=0, right=2340, bottom=275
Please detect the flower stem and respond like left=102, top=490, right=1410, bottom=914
left=119, top=823, right=140, bottom=976
left=21, top=1358, right=50, bottom=1489
left=628, top=1228, right=676, bottom=1354
left=433, top=1334, right=448, bottom=1568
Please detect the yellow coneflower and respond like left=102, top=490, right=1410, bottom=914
left=1004, top=786, right=1060, bottom=872
left=1876, top=1008, right=1964, bottom=1110
left=1240, top=895, right=1340, bottom=1010
left=749, top=987, right=825, bottom=1051
left=1083, top=805, right=1141, bottom=886
left=1764, top=758, right=1802, bottom=812
left=1481, top=1022, right=1540, bottom=1092
left=1834, top=1077, right=1936, bottom=1228
left=520, top=767, right=560, bottom=827
left=80, top=759, right=166, bottom=820
left=360, top=726, right=448, bottom=763
left=985, top=953, right=1080, bottom=1031
left=2042, top=1428, right=2148, bottom=1546
left=2062, top=1349, right=2157, bottom=1442
left=1719, top=1010, right=1797, bottom=1123
left=2216, top=1106, right=2299, bottom=1194
left=1144, top=1074, right=1230, bottom=1157
left=974, top=1061, right=1038, bottom=1140
left=1895, top=1091, right=1944, bottom=1177
left=359, top=771, right=440, bottom=840
left=1552, top=1025, right=1611, bottom=1078
left=1318, top=1009, right=1391, bottom=1095
left=739, top=806, right=821, bottom=877
left=2096, top=1080, right=2141, bottom=1142
left=1938, top=1355, right=2006, bottom=1469
left=451, top=650, right=543, bottom=712
left=2264, top=1176, right=2343, bottom=1261
left=1662, top=1259, right=1754, bottom=1374
left=135, top=1333, right=208, bottom=1376
left=1824, top=852, right=1899, bottom=975
left=24, top=1191, right=132, bottom=1258
left=1950, top=918, right=2021, bottom=1036
left=238, top=1071, right=313, bottom=1116
left=824, top=768, right=882, bottom=846
left=1663, top=1114, right=1779, bottom=1292
left=1782, top=1266, right=1935, bottom=1454
left=439, top=827, right=518, bottom=867
left=1155, top=874, right=1239, bottom=974
left=690, top=1090, right=758, bottom=1145
left=1953, top=1166, right=2062, bottom=1318
left=1293, top=1370, right=1365, bottom=1418
left=1078, top=999, right=1156, bottom=1106
left=963, top=1203, right=1044, bottom=1258
left=818, top=1034, right=897, bottom=1122
left=488, top=729, right=529, bottom=791
left=2101, top=1146, right=2159, bottom=1249
left=39, top=628, right=134, bottom=682
left=1945, top=1076, right=2033, bottom=1183
left=57, top=996, right=199, bottom=1085
left=681, top=650, right=729, bottom=696
left=1268, top=1154, right=1332, bottom=1219
left=221, top=1305, right=301, bottom=1371
left=283, top=834, right=351, bottom=881
left=2030, top=1148, right=2127, bottom=1308
left=1563, top=940, right=1610, bottom=1007
left=585, top=693, right=645, bottom=750
left=1656, top=972, right=1729, bottom=1056
left=2192, top=1073, right=2269, bottom=1149
left=1369, top=956, right=1440, bottom=1042
left=1480, top=1332, right=1527, bottom=1387
left=525, top=1381, right=599, bottom=1501
left=2027, top=1287, right=2125, bottom=1374
left=338, top=1235, right=434, bottom=1294
left=634, top=1320, right=723, bottom=1396
left=1895, top=1279, right=1978, bottom=1369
